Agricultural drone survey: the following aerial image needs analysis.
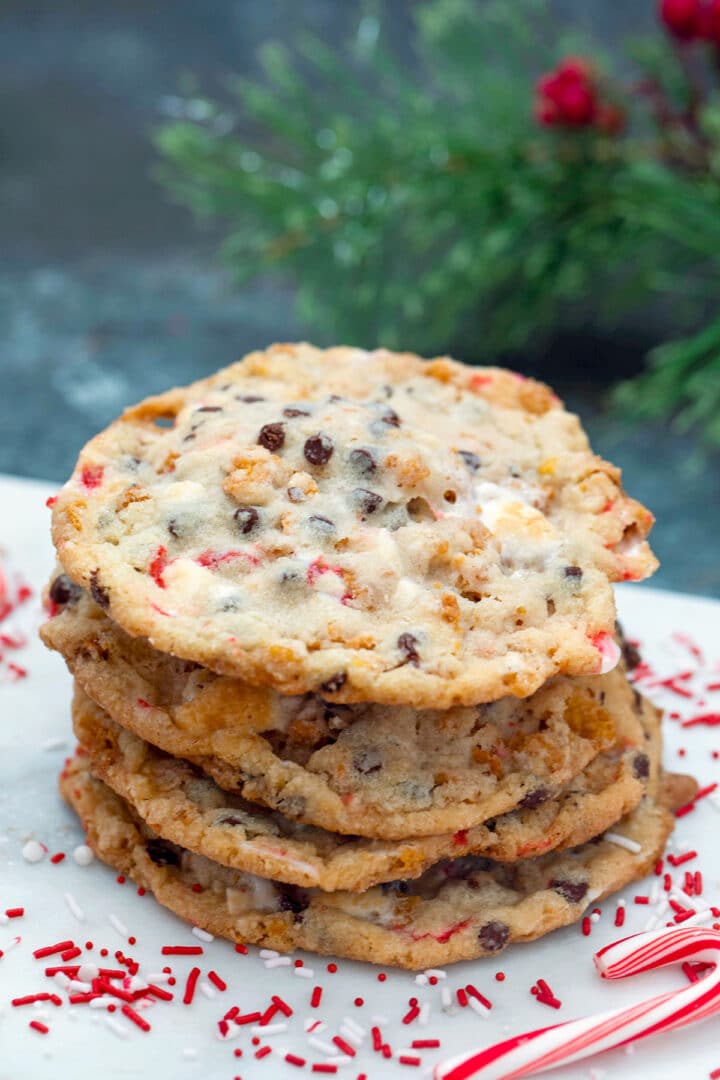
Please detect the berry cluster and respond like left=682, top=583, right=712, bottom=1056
left=534, top=59, right=624, bottom=133
left=660, top=0, right=720, bottom=42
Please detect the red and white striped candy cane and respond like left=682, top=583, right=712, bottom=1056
left=435, top=927, right=720, bottom=1080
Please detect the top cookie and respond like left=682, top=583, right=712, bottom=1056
left=51, top=343, right=656, bottom=707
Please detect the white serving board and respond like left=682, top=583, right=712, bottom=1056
left=1, top=472, right=719, bottom=1080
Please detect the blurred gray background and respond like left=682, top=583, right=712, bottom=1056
left=1, top=1, right=717, bottom=596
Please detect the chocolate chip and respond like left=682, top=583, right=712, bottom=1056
left=89, top=570, right=110, bottom=610
left=381, top=879, right=409, bottom=895
left=397, top=632, right=420, bottom=666
left=233, top=505, right=261, bottom=535
left=632, top=688, right=643, bottom=713
left=380, top=408, right=401, bottom=427
left=519, top=787, right=550, bottom=810
left=196, top=405, right=223, bottom=412
left=550, top=878, right=589, bottom=904
left=478, top=921, right=509, bottom=952
left=238, top=395, right=265, bottom=403
left=218, top=814, right=246, bottom=827
left=320, top=671, right=347, bottom=694
left=258, top=422, right=285, bottom=451
left=632, top=752, right=650, bottom=780
left=304, top=433, right=334, bottom=466
left=620, top=634, right=642, bottom=672
left=146, top=838, right=179, bottom=866
left=348, top=448, right=376, bottom=476
left=278, top=886, right=310, bottom=917
left=307, top=515, right=335, bottom=534
left=167, top=517, right=184, bottom=539
left=352, top=488, right=383, bottom=517
left=49, top=573, right=81, bottom=607
left=459, top=450, right=481, bottom=471
left=353, top=747, right=383, bottom=775
left=283, top=406, right=310, bottom=418
left=564, top=565, right=583, bottom=579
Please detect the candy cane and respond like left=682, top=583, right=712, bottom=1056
left=435, top=927, right=720, bottom=1080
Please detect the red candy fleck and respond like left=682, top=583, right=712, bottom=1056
left=80, top=465, right=104, bottom=490
left=182, top=967, right=201, bottom=1005
left=149, top=546, right=169, bottom=589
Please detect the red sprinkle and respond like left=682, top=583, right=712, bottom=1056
left=615, top=906, right=626, bottom=928
left=682, top=713, right=720, bottom=728
left=310, top=986, right=323, bottom=1009
left=403, top=1003, right=422, bottom=1023
left=332, top=1035, right=356, bottom=1058
left=668, top=851, right=698, bottom=866
left=207, top=970, right=227, bottom=992
left=50, top=852, right=65, bottom=864
left=234, top=943, right=248, bottom=954
left=398, top=1056, right=421, bottom=1067
left=255, top=1046, right=271, bottom=1060
left=146, top=984, right=173, bottom=1002
left=29, top=1021, right=49, bottom=1035
left=466, top=985, right=492, bottom=1009
left=371, top=1026, right=383, bottom=1051
left=582, top=916, right=592, bottom=936
left=13, top=993, right=62, bottom=1007
left=634, top=895, right=650, bottom=905
left=235, top=1011, right=262, bottom=1026
left=5, top=908, right=24, bottom=918
left=412, top=1039, right=441, bottom=1048
left=495, top=971, right=506, bottom=982
left=161, top=945, right=203, bottom=955
left=121, top=1004, right=151, bottom=1032
left=33, top=941, right=74, bottom=959
left=183, top=966, right=201, bottom=1006
left=61, top=947, right=82, bottom=962
left=285, top=1054, right=306, bottom=1068
left=312, top=1067, right=338, bottom=1075
left=272, top=994, right=293, bottom=1017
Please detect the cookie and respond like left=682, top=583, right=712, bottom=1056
left=72, top=687, right=657, bottom=891
left=50, top=343, right=656, bottom=708
left=45, top=593, right=637, bottom=839
left=59, top=755, right=692, bottom=970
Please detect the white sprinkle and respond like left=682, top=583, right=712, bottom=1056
left=604, top=833, right=642, bottom=854
left=616, top=898, right=626, bottom=909
left=198, top=981, right=216, bottom=999
left=656, top=899, right=669, bottom=919
left=339, top=1025, right=362, bottom=1047
left=109, top=913, right=129, bottom=937
left=468, top=997, right=491, bottom=1018
left=78, top=964, right=99, bottom=982
left=42, top=737, right=68, bottom=751
left=181, top=1049, right=198, bottom=1060
left=3, top=936, right=20, bottom=953
left=425, top=969, right=447, bottom=979
left=250, top=1022, right=287, bottom=1037
left=22, top=840, right=46, bottom=863
left=126, top=977, right=148, bottom=994
left=323, top=1056, right=354, bottom=1067
left=216, top=1023, right=241, bottom=1042
left=72, top=845, right=94, bottom=867
left=371, top=1014, right=389, bottom=1025
left=294, top=965, right=314, bottom=978
left=90, top=996, right=116, bottom=1010
left=590, top=912, right=601, bottom=924
left=414, top=973, right=428, bottom=986
left=264, top=956, right=292, bottom=968
left=63, top=891, right=85, bottom=922
left=307, top=1036, right=337, bottom=1055
left=66, top=980, right=93, bottom=993
left=708, top=793, right=720, bottom=812
left=260, top=949, right=280, bottom=959
left=191, top=926, right=214, bottom=942
left=0, top=913, right=7, bottom=926
left=418, top=1001, right=431, bottom=1026
left=146, top=972, right=172, bottom=984
left=683, top=909, right=715, bottom=927
left=342, top=1016, right=366, bottom=1038
left=54, top=973, right=72, bottom=991
left=440, top=986, right=453, bottom=1013
left=644, top=916, right=662, bottom=931
left=104, top=1017, right=130, bottom=1039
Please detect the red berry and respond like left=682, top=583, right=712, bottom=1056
left=556, top=82, right=596, bottom=125
left=700, top=0, right=720, bottom=41
left=659, top=0, right=703, bottom=39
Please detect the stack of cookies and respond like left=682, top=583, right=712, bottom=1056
left=41, top=344, right=694, bottom=969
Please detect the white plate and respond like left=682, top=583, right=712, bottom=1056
left=1, top=472, right=719, bottom=1080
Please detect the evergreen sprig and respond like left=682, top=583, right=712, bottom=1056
left=155, top=0, right=720, bottom=447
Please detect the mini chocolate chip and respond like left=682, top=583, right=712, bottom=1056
left=234, top=505, right=261, bottom=535
left=238, top=395, right=265, bottom=403
left=620, top=635, right=642, bottom=672
left=49, top=573, right=81, bottom=607
left=381, top=879, right=409, bottom=895
left=564, top=565, right=583, bottom=579
left=218, top=814, right=246, bottom=827
left=353, top=747, right=383, bottom=775
left=278, top=886, right=310, bottom=917
left=519, top=787, right=550, bottom=810
left=182, top=432, right=197, bottom=443
left=146, top=838, right=180, bottom=866
left=307, top=514, right=335, bottom=534
left=258, top=422, right=285, bottom=451
left=352, top=488, right=383, bottom=517
left=380, top=407, right=401, bottom=427
left=320, top=671, right=347, bottom=694
left=478, top=921, right=509, bottom=952
left=167, top=517, right=183, bottom=539
left=632, top=688, right=643, bottom=713
left=633, top=752, right=650, bottom=779
left=196, top=405, right=223, bottom=412
left=397, top=632, right=420, bottom=666
left=304, top=433, right=334, bottom=466
left=89, top=571, right=110, bottom=610
left=348, top=448, right=377, bottom=476
left=550, top=878, right=589, bottom=904
left=459, top=450, right=481, bottom=471
left=283, top=406, right=310, bottom=418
